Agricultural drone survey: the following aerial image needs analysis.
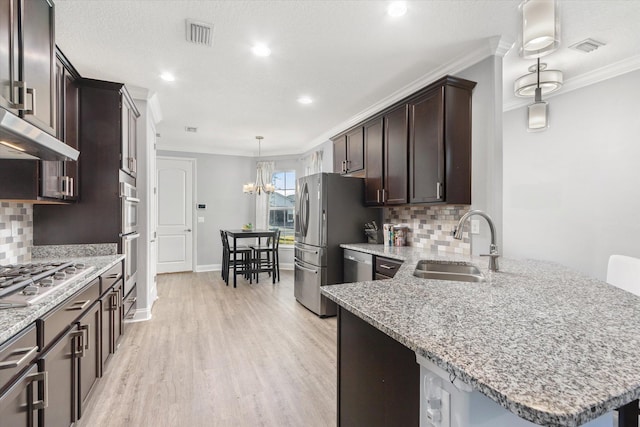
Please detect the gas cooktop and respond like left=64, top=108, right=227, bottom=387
left=0, top=261, right=94, bottom=309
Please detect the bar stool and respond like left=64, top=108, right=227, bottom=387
left=250, top=229, right=281, bottom=283
left=220, top=230, right=252, bottom=287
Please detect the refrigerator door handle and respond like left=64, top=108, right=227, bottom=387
left=302, top=182, right=310, bottom=237
left=295, top=261, right=318, bottom=274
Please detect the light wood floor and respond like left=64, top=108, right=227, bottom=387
left=77, top=270, right=337, bottom=427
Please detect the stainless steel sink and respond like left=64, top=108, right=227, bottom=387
left=413, top=261, right=485, bottom=283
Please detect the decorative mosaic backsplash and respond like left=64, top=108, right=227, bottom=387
left=384, top=205, right=471, bottom=255
left=0, top=202, right=33, bottom=265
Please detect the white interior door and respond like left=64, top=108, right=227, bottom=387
left=157, top=157, right=194, bottom=273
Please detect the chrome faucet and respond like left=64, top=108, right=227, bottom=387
left=453, top=210, right=499, bottom=272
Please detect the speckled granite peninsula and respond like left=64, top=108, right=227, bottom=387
left=0, top=254, right=124, bottom=344
left=322, top=244, right=640, bottom=426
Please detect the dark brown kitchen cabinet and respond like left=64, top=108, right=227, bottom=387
left=38, top=325, right=76, bottom=427
left=409, top=77, right=475, bottom=204
left=0, top=0, right=56, bottom=135
left=374, top=256, right=402, bottom=280
left=383, top=105, right=409, bottom=205
left=120, top=93, right=139, bottom=178
left=100, top=278, right=123, bottom=371
left=364, top=117, right=383, bottom=205
left=338, top=307, right=419, bottom=426
left=34, top=79, right=139, bottom=249
left=0, top=364, right=42, bottom=427
left=333, top=126, right=364, bottom=175
left=76, top=302, right=101, bottom=419
left=363, top=106, right=408, bottom=207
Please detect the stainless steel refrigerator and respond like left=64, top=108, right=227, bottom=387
left=294, top=173, right=380, bottom=317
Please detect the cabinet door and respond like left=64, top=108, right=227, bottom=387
left=76, top=303, right=100, bottom=420
left=345, top=126, right=364, bottom=173
left=0, top=364, right=41, bottom=427
left=333, top=135, right=347, bottom=174
left=0, top=0, right=19, bottom=112
left=21, top=0, right=55, bottom=135
left=383, top=105, right=408, bottom=205
left=121, top=99, right=130, bottom=174
left=364, top=117, right=384, bottom=206
left=409, top=88, right=444, bottom=204
left=128, top=108, right=137, bottom=177
left=38, top=327, right=77, bottom=427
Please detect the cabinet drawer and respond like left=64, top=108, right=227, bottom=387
left=375, top=273, right=393, bottom=281
left=374, top=257, right=402, bottom=278
left=100, top=261, right=123, bottom=294
left=0, top=325, right=38, bottom=393
left=123, top=285, right=137, bottom=321
left=39, top=277, right=101, bottom=349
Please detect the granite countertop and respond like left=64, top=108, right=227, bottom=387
left=0, top=254, right=124, bottom=344
left=323, top=244, right=640, bottom=426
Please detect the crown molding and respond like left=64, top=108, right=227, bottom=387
left=156, top=141, right=310, bottom=158
left=503, top=53, right=640, bottom=111
left=298, top=35, right=511, bottom=153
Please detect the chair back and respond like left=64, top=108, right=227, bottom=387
left=607, top=255, right=640, bottom=296
left=273, top=229, right=281, bottom=250
left=220, top=230, right=229, bottom=251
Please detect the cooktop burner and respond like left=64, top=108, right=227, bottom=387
left=0, top=261, right=94, bottom=309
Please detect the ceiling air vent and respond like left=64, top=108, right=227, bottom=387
left=185, top=127, right=198, bottom=133
left=569, top=38, right=606, bottom=53
left=186, top=19, right=214, bottom=46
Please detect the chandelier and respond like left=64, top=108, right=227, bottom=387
left=243, top=136, right=275, bottom=195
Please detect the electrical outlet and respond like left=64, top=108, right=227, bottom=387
left=11, top=221, right=19, bottom=237
left=471, top=219, right=480, bottom=234
left=197, top=216, right=205, bottom=223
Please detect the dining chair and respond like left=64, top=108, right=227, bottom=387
left=606, top=255, right=640, bottom=296
left=220, top=230, right=252, bottom=286
left=250, top=229, right=281, bottom=283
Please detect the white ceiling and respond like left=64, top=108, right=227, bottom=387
left=54, top=1, right=640, bottom=157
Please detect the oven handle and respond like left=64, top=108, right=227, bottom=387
left=120, top=233, right=140, bottom=240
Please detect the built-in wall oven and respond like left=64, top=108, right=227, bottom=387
left=120, top=182, right=139, bottom=296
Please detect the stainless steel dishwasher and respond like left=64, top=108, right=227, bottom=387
left=343, top=249, right=373, bottom=283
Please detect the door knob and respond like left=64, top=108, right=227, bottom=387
left=185, top=229, right=192, bottom=232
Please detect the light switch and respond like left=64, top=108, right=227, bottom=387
left=197, top=216, right=205, bottom=223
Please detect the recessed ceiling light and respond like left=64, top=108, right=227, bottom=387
left=387, top=1, right=407, bottom=17
left=297, top=96, right=313, bottom=105
left=251, top=43, right=271, bottom=57
left=160, top=72, right=175, bottom=82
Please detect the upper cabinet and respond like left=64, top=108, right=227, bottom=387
left=344, top=75, right=475, bottom=207
left=409, top=78, right=474, bottom=204
left=120, top=94, right=138, bottom=178
left=0, top=0, right=56, bottom=135
left=332, top=126, right=364, bottom=176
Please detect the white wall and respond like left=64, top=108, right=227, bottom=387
left=503, top=69, right=640, bottom=280
left=457, top=56, right=504, bottom=255
left=158, top=150, right=255, bottom=270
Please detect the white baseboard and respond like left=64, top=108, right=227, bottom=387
left=195, top=264, right=221, bottom=272
left=125, top=307, right=152, bottom=323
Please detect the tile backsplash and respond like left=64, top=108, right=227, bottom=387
left=0, top=202, right=33, bottom=265
left=384, top=205, right=471, bottom=255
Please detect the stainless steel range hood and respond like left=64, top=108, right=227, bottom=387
left=0, top=109, right=79, bottom=161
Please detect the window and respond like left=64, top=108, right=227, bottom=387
left=269, top=170, right=296, bottom=245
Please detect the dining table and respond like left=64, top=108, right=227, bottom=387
left=224, top=229, right=277, bottom=287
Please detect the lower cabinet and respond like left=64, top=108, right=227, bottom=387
left=76, top=302, right=101, bottom=419
left=338, top=307, right=419, bottom=426
left=100, top=279, right=123, bottom=370
left=38, top=326, right=76, bottom=427
left=0, top=364, right=43, bottom=427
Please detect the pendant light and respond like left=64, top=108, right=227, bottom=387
left=519, top=0, right=560, bottom=59
left=514, top=62, right=562, bottom=97
left=527, top=58, right=549, bottom=132
left=243, top=136, right=275, bottom=195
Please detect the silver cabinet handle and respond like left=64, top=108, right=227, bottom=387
left=104, top=273, right=120, bottom=279
left=68, top=177, right=74, bottom=197
left=376, top=189, right=380, bottom=204
left=8, top=0, right=16, bottom=107
left=70, top=330, right=85, bottom=358
left=436, top=181, right=442, bottom=199
left=381, top=189, right=386, bottom=202
left=66, top=299, right=91, bottom=311
left=26, top=371, right=48, bottom=410
left=80, top=323, right=91, bottom=351
left=346, top=256, right=356, bottom=261
left=0, top=346, right=38, bottom=369
left=379, top=264, right=395, bottom=270
left=121, top=233, right=140, bottom=240
left=295, top=262, right=318, bottom=274
left=122, top=196, right=140, bottom=203
left=126, top=297, right=137, bottom=304
left=26, top=87, right=36, bottom=115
